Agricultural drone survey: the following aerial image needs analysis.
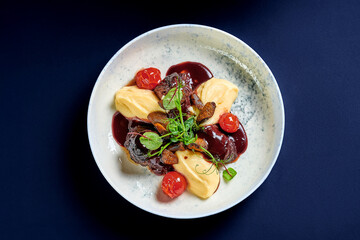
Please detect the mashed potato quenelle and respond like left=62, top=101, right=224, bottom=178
left=196, top=78, right=239, bottom=125
left=174, top=150, right=220, bottom=199
left=114, top=86, right=165, bottom=120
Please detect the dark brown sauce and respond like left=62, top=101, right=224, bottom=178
left=112, top=111, right=129, bottom=146
left=197, top=125, right=228, bottom=160
left=229, top=122, right=248, bottom=157
left=198, top=123, right=248, bottom=163
left=112, top=111, right=151, bottom=147
left=166, top=61, right=213, bottom=89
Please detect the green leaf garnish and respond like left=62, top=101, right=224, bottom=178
left=223, top=168, right=237, bottom=182
left=139, top=132, right=163, bottom=150
left=167, top=119, right=181, bottom=135
left=162, top=86, right=183, bottom=110
left=184, top=116, right=195, bottom=131
left=162, top=79, right=197, bottom=147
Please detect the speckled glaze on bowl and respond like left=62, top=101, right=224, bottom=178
left=87, top=24, right=284, bottom=219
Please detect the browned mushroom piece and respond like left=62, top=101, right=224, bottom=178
left=147, top=111, right=169, bottom=135
left=196, top=102, right=216, bottom=123
left=153, top=123, right=167, bottom=135
left=187, top=138, right=208, bottom=152
left=161, top=149, right=179, bottom=165
left=167, top=142, right=186, bottom=152
left=157, top=99, right=165, bottom=109
left=190, top=93, right=204, bottom=110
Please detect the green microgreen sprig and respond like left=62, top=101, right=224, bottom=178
left=138, top=77, right=199, bottom=158
left=162, top=77, right=200, bottom=147
left=137, top=76, right=237, bottom=181
left=198, top=146, right=237, bottom=181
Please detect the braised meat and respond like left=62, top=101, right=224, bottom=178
left=124, top=130, right=149, bottom=166
left=154, top=72, right=193, bottom=112
left=147, top=156, right=174, bottom=175
left=154, top=73, right=180, bottom=99
left=123, top=120, right=173, bottom=175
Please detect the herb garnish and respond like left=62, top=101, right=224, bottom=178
left=223, top=168, right=237, bottom=181
left=162, top=85, right=183, bottom=110
left=140, top=78, right=199, bottom=157
left=198, top=146, right=237, bottom=181
left=139, top=132, right=163, bottom=150
left=162, top=78, right=200, bottom=147
left=140, top=76, right=237, bottom=181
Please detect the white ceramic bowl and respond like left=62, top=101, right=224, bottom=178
left=87, top=24, right=285, bottom=219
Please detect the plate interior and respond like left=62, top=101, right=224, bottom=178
left=88, top=25, right=284, bottom=218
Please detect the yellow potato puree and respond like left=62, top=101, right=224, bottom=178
left=114, top=86, right=165, bottom=120
left=174, top=150, right=220, bottom=199
left=196, top=78, right=239, bottom=125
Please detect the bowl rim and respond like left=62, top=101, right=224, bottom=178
left=87, top=23, right=285, bottom=219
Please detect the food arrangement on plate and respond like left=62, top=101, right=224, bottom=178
left=112, top=61, right=248, bottom=199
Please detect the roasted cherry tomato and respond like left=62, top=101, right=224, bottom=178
left=135, top=67, right=161, bottom=90
left=219, top=112, right=240, bottom=133
left=161, top=171, right=187, bottom=198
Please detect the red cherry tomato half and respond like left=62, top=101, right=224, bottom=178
left=219, top=112, right=240, bottom=133
left=135, top=67, right=162, bottom=90
left=161, top=171, right=187, bottom=198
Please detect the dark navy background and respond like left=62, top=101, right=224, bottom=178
left=1, top=0, right=359, bottom=239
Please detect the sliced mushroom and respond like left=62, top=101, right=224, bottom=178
left=161, top=149, right=179, bottom=165
left=147, top=111, right=169, bottom=135
left=190, top=93, right=204, bottom=110
left=167, top=142, right=186, bottom=152
left=187, top=138, right=208, bottom=152
left=196, top=102, right=216, bottom=123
